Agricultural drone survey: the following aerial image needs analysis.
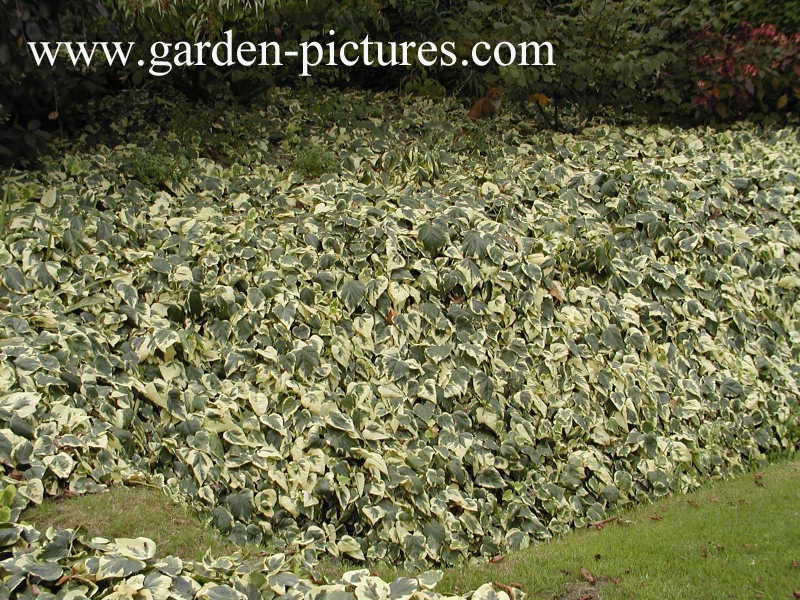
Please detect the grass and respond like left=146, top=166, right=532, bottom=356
left=22, top=462, right=800, bottom=599
left=23, top=485, right=235, bottom=562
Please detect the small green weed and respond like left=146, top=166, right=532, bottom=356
left=291, top=145, right=338, bottom=178
left=126, top=144, right=191, bottom=190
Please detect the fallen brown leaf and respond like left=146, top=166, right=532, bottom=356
left=492, top=582, right=515, bottom=595
left=611, top=577, right=621, bottom=585
left=649, top=514, right=663, bottom=521
left=792, top=559, right=799, bottom=568
left=448, top=289, right=465, bottom=304
left=489, top=555, right=505, bottom=564
left=580, top=567, right=596, bottom=584
left=793, top=591, right=800, bottom=599
left=385, top=308, right=396, bottom=324
left=590, top=517, right=618, bottom=530
left=700, top=546, right=707, bottom=559
left=754, top=472, right=765, bottom=488
left=687, top=500, right=702, bottom=508
left=549, top=284, right=564, bottom=302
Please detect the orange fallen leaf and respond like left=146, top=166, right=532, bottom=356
left=580, top=567, right=596, bottom=584
left=489, top=555, right=505, bottom=564
left=649, top=514, right=663, bottom=521
left=530, top=93, right=551, bottom=108
left=549, top=284, right=564, bottom=302
left=386, top=307, right=396, bottom=324
left=492, top=582, right=515, bottom=595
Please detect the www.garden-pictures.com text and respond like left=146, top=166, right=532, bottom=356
left=28, top=29, right=556, bottom=77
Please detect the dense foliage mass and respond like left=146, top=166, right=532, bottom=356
left=1, top=88, right=799, bottom=598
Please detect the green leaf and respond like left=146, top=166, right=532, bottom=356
left=340, top=279, right=366, bottom=313
left=475, top=467, right=505, bottom=489
left=418, top=223, right=447, bottom=256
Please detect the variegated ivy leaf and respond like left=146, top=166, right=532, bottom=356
left=111, top=537, right=158, bottom=561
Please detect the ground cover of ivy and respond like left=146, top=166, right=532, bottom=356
left=1, top=87, right=799, bottom=600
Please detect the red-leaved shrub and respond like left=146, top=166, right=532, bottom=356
left=690, top=22, right=800, bottom=118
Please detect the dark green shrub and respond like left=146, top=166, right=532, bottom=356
left=0, top=1, right=123, bottom=166
left=734, top=1, right=800, bottom=33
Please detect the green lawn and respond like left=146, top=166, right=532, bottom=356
left=22, top=485, right=235, bottom=562
left=24, top=460, right=800, bottom=599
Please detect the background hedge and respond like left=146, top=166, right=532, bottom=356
left=2, top=0, right=799, bottom=165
